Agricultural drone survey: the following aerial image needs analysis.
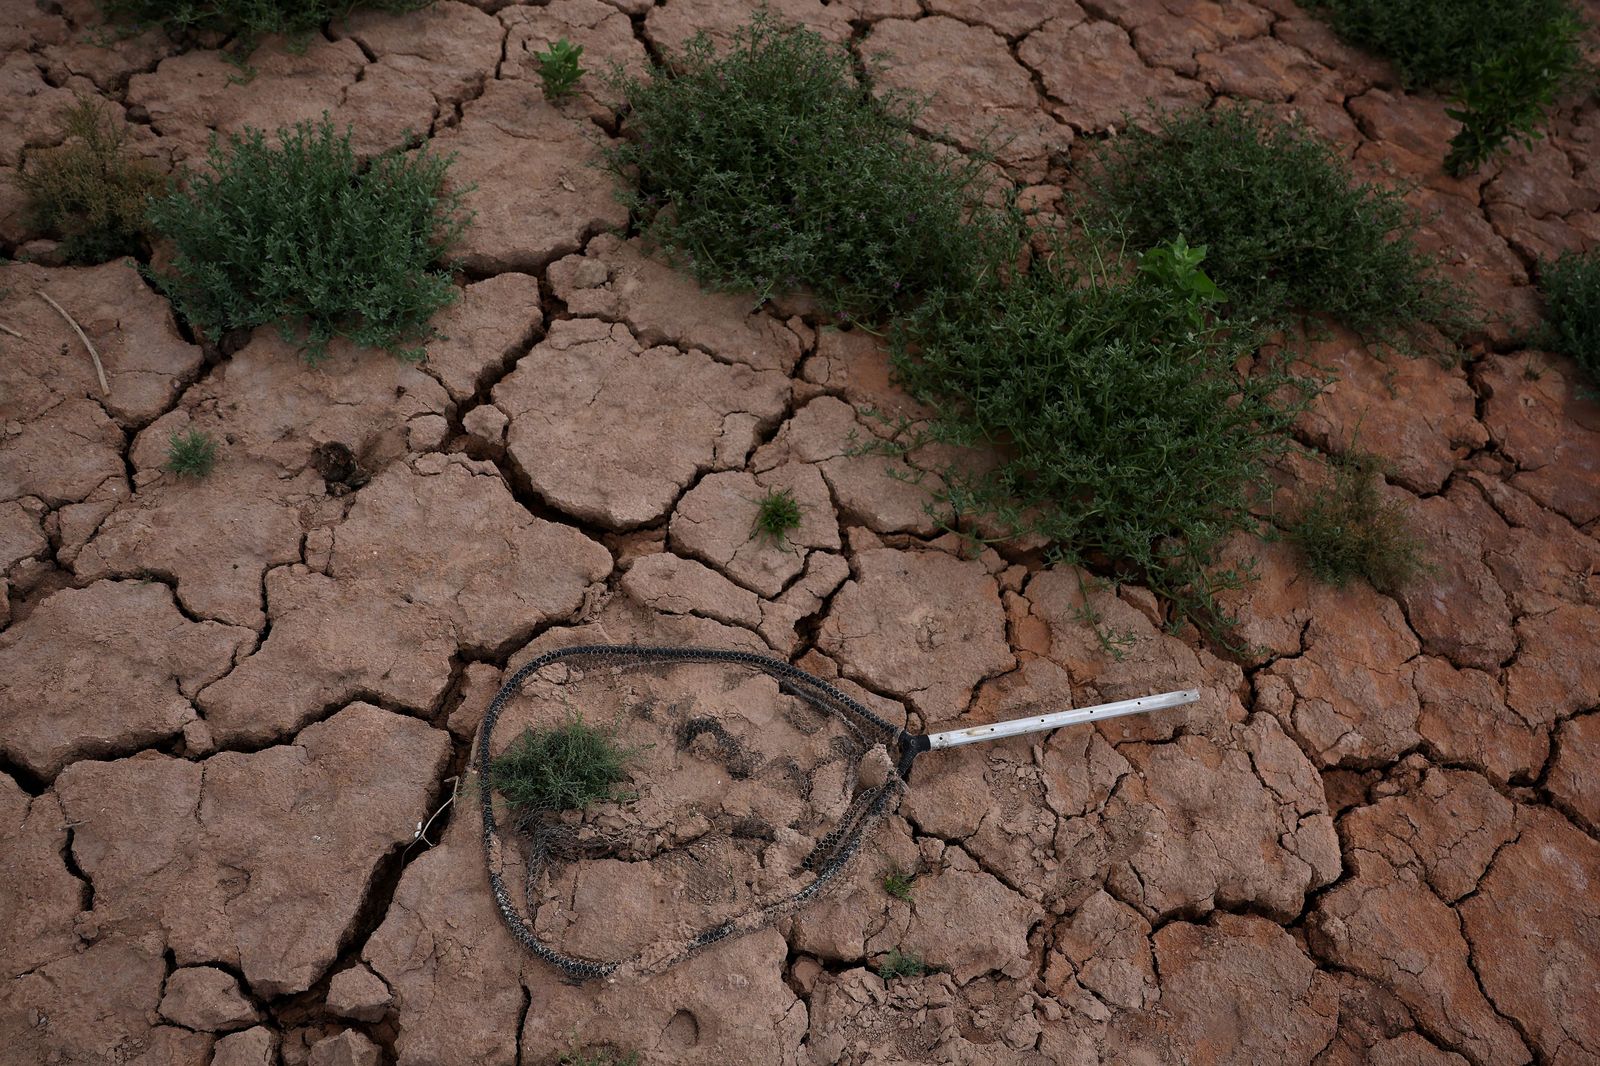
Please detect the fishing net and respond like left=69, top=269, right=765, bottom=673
left=476, top=644, right=912, bottom=982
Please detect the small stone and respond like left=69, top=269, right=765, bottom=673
left=406, top=414, right=449, bottom=452
left=326, top=964, right=392, bottom=1023
left=463, top=403, right=508, bottom=446
left=308, top=1029, right=382, bottom=1066
left=212, top=1026, right=279, bottom=1066
left=158, top=966, right=261, bottom=1032
left=182, top=719, right=216, bottom=757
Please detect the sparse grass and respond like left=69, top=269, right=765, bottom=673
left=536, top=38, right=585, bottom=100
left=1084, top=106, right=1468, bottom=347
left=876, top=949, right=927, bottom=980
left=882, top=868, right=915, bottom=902
left=96, top=0, right=432, bottom=48
left=752, top=486, right=803, bottom=547
left=1289, top=452, right=1427, bottom=593
left=559, top=1049, right=640, bottom=1066
left=486, top=717, right=638, bottom=826
left=604, top=13, right=1014, bottom=321
left=15, top=96, right=167, bottom=264
left=1537, top=247, right=1600, bottom=384
left=147, top=117, right=467, bottom=363
left=164, top=428, right=218, bottom=478
left=892, top=237, right=1309, bottom=643
left=1305, top=0, right=1588, bottom=174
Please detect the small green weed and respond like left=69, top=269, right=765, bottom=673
left=96, top=0, right=431, bottom=49
left=1305, top=0, right=1588, bottom=174
left=15, top=96, right=167, bottom=264
left=1290, top=452, right=1426, bottom=593
left=147, top=117, right=467, bottom=363
left=876, top=949, right=927, bottom=980
left=1084, top=106, right=1467, bottom=346
left=165, top=428, right=217, bottom=478
left=752, top=486, right=803, bottom=547
left=893, top=238, right=1309, bottom=644
left=535, top=38, right=585, bottom=100
left=605, top=13, right=1014, bottom=320
left=1537, top=247, right=1600, bottom=383
left=487, top=717, right=638, bottom=827
left=559, top=1050, right=640, bottom=1066
left=882, top=869, right=915, bottom=902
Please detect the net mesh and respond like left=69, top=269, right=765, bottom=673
left=477, top=644, right=911, bottom=981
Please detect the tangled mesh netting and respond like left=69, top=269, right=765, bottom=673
left=477, top=644, right=913, bottom=981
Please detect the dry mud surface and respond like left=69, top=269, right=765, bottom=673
left=3, top=0, right=1600, bottom=1064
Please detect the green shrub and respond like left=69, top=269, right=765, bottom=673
left=15, top=97, right=167, bottom=264
left=1290, top=452, right=1426, bottom=593
left=1305, top=0, right=1588, bottom=174
left=752, top=486, right=803, bottom=547
left=605, top=13, right=1014, bottom=320
left=892, top=239, right=1308, bottom=640
left=1538, top=247, right=1600, bottom=382
left=487, top=717, right=637, bottom=827
left=164, top=428, right=218, bottom=478
left=876, top=949, right=927, bottom=980
left=536, top=38, right=585, bottom=101
left=147, top=118, right=467, bottom=362
left=97, top=0, right=432, bottom=47
left=1084, top=106, right=1466, bottom=345
left=882, top=869, right=915, bottom=902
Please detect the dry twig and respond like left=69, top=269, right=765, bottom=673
left=37, top=290, right=109, bottom=395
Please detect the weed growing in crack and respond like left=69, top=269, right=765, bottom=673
left=1084, top=106, right=1469, bottom=349
left=604, top=12, right=1016, bottom=320
left=882, top=868, right=916, bottom=902
left=1289, top=451, right=1427, bottom=594
left=1305, top=0, right=1589, bottom=174
left=893, top=237, right=1311, bottom=646
left=15, top=96, right=167, bottom=264
left=535, top=38, right=585, bottom=100
left=560, top=1049, right=640, bottom=1066
left=486, top=717, right=639, bottom=828
left=752, top=486, right=803, bottom=548
left=165, top=428, right=218, bottom=478
left=147, top=117, right=468, bottom=363
left=95, top=0, right=432, bottom=49
left=1537, top=247, right=1600, bottom=384
left=876, top=949, right=927, bottom=980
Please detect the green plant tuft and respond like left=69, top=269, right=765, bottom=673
left=876, top=949, right=927, bottom=980
left=487, top=717, right=638, bottom=827
left=559, top=1050, right=640, bottom=1066
left=15, top=96, right=167, bottom=264
left=752, top=486, right=803, bottom=547
left=605, top=13, right=1014, bottom=320
left=147, top=117, right=468, bottom=363
left=96, top=0, right=432, bottom=48
left=893, top=238, right=1309, bottom=644
left=1305, top=0, right=1588, bottom=175
left=1084, top=106, right=1467, bottom=346
left=165, top=428, right=218, bottom=478
left=1289, top=452, right=1426, bottom=593
left=1537, top=247, right=1600, bottom=383
left=536, top=37, right=586, bottom=100
left=882, top=869, right=915, bottom=902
